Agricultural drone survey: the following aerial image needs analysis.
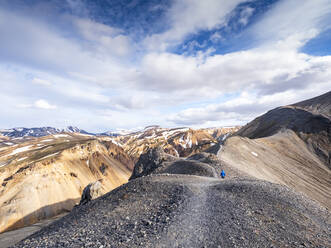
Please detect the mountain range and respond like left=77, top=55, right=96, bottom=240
left=0, top=126, right=121, bottom=138
left=0, top=91, right=330, bottom=247
left=0, top=125, right=236, bottom=235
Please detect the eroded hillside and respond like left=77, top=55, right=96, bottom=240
left=219, top=91, right=331, bottom=209
left=0, top=133, right=132, bottom=233
left=112, top=126, right=239, bottom=162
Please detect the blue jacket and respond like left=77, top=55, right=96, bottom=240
left=221, top=170, right=226, bottom=178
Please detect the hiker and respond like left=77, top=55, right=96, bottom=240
left=220, top=170, right=226, bottom=179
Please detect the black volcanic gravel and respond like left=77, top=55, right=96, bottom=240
left=12, top=175, right=330, bottom=248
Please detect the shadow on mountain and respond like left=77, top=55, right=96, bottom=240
left=236, top=107, right=331, bottom=138
left=3, top=198, right=78, bottom=233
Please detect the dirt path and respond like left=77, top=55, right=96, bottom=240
left=157, top=179, right=216, bottom=247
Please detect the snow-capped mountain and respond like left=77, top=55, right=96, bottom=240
left=0, top=126, right=92, bottom=138
left=62, top=126, right=92, bottom=135
left=0, top=126, right=135, bottom=138
left=0, top=127, right=61, bottom=138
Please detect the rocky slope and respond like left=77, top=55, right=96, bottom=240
left=219, top=129, right=331, bottom=208
left=129, top=148, right=223, bottom=180
left=112, top=126, right=239, bottom=162
left=0, top=133, right=132, bottom=233
left=219, top=91, right=331, bottom=208
left=291, top=90, right=331, bottom=118
left=12, top=151, right=330, bottom=247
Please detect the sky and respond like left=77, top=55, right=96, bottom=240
left=0, top=0, right=330, bottom=133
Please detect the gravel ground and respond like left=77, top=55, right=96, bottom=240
left=12, top=174, right=330, bottom=248
left=0, top=214, right=67, bottom=248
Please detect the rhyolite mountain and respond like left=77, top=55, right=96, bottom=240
left=9, top=91, right=331, bottom=248
left=112, top=126, right=240, bottom=162
left=219, top=91, right=331, bottom=208
left=0, top=133, right=133, bottom=233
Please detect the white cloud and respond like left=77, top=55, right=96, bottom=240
left=251, top=0, right=331, bottom=47
left=0, top=8, right=132, bottom=88
left=1, top=0, right=331, bottom=131
left=210, top=32, right=222, bottom=43
left=34, top=99, right=57, bottom=109
left=238, top=7, right=254, bottom=26
left=74, top=18, right=131, bottom=56
left=143, top=0, right=246, bottom=51
left=65, top=0, right=88, bottom=16
left=168, top=84, right=331, bottom=127
left=155, top=0, right=331, bottom=127
left=18, top=99, right=57, bottom=110
left=138, top=49, right=331, bottom=96
left=32, top=77, right=51, bottom=86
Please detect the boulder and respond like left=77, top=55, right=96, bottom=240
left=79, top=180, right=103, bottom=205
left=129, top=147, right=177, bottom=180
left=130, top=148, right=222, bottom=179
left=154, top=160, right=218, bottom=178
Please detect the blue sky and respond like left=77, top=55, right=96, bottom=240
left=0, top=0, right=330, bottom=132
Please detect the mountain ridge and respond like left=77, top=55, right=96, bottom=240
left=218, top=90, right=331, bottom=208
left=1, top=91, right=330, bottom=247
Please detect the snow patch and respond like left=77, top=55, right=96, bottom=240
left=41, top=139, right=54, bottom=142
left=17, top=156, right=28, bottom=161
left=0, top=129, right=14, bottom=132
left=76, top=133, right=93, bottom=137
left=187, top=137, right=192, bottom=148
left=0, top=161, right=9, bottom=167
left=111, top=140, right=123, bottom=147
left=4, top=142, right=14, bottom=146
left=41, top=152, right=60, bottom=160
left=222, top=133, right=230, bottom=141
left=251, top=152, right=258, bottom=157
left=8, top=145, right=33, bottom=156
left=161, top=128, right=189, bottom=139
left=53, top=134, right=69, bottom=138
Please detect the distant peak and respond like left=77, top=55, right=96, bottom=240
left=144, top=125, right=161, bottom=130
left=64, top=126, right=81, bottom=133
